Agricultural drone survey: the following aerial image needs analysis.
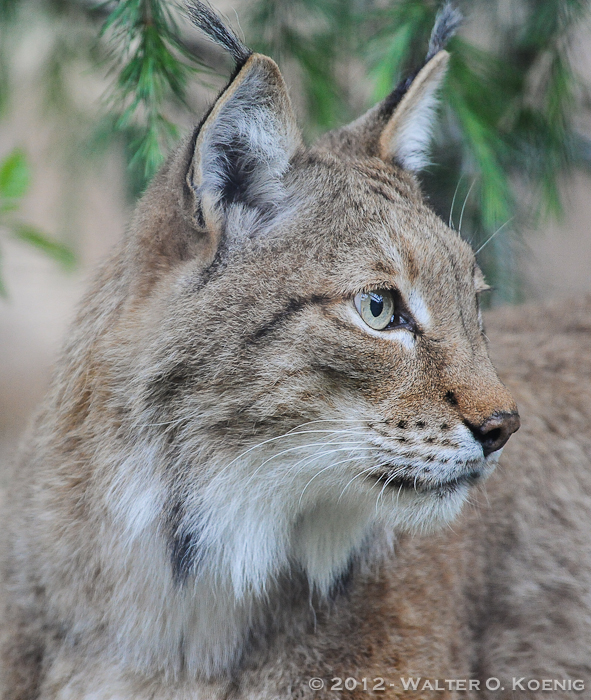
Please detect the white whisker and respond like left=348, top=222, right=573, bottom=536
left=337, top=461, right=391, bottom=502
left=458, top=177, right=477, bottom=235
left=375, top=466, right=408, bottom=512
left=285, top=418, right=370, bottom=434
left=297, top=452, right=380, bottom=507
left=246, top=440, right=368, bottom=490
left=207, top=427, right=368, bottom=488
left=449, top=175, right=463, bottom=229
left=474, top=217, right=514, bottom=255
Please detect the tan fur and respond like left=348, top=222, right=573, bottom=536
left=3, top=12, right=590, bottom=699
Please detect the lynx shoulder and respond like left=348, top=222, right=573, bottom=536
left=3, top=3, right=590, bottom=699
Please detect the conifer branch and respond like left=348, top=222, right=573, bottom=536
left=100, top=0, right=210, bottom=179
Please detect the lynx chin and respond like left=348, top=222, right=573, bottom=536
left=6, top=3, right=591, bottom=700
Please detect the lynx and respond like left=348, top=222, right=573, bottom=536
left=3, top=3, right=590, bottom=699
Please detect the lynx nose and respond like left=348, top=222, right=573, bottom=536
left=466, top=412, right=520, bottom=457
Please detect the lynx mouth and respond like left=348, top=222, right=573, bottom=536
left=369, top=468, right=482, bottom=494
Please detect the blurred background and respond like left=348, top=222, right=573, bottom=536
left=1, top=0, right=591, bottom=477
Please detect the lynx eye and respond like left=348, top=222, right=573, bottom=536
left=355, top=289, right=396, bottom=330
left=354, top=288, right=417, bottom=332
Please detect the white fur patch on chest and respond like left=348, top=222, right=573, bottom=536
left=291, top=498, right=375, bottom=594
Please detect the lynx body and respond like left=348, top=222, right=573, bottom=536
left=3, top=4, right=590, bottom=700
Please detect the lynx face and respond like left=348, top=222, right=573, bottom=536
left=115, top=10, right=519, bottom=606
left=131, top=149, right=517, bottom=598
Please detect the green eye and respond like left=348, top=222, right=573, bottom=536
left=355, top=289, right=395, bottom=330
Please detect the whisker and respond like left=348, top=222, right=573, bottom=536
left=479, top=480, right=491, bottom=510
left=376, top=466, right=408, bottom=512
left=285, top=418, right=370, bottom=434
left=474, top=217, right=514, bottom=255
left=284, top=442, right=366, bottom=476
left=207, top=427, right=367, bottom=488
left=297, top=452, right=380, bottom=507
left=458, top=178, right=477, bottom=236
left=243, top=439, right=368, bottom=490
left=337, top=461, right=391, bottom=502
left=290, top=445, right=384, bottom=483
left=449, top=175, right=463, bottom=229
left=281, top=447, right=367, bottom=494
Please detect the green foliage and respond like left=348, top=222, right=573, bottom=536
left=0, top=148, right=75, bottom=294
left=101, top=0, right=210, bottom=180
left=0, top=148, right=30, bottom=202
left=0, top=0, right=590, bottom=304
left=11, top=223, right=76, bottom=268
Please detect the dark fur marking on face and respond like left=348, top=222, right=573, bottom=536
left=353, top=162, right=414, bottom=198
left=357, top=165, right=400, bottom=187
left=310, top=363, right=346, bottom=379
left=365, top=172, right=414, bottom=201
left=330, top=316, right=361, bottom=335
left=372, top=261, right=399, bottom=278
left=248, top=295, right=330, bottom=343
left=445, top=391, right=458, bottom=406
left=171, top=529, right=196, bottom=585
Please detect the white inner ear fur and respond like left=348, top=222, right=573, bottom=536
left=379, top=50, right=450, bottom=172
left=192, top=54, right=302, bottom=231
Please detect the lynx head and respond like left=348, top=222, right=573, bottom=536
left=105, top=1, right=519, bottom=610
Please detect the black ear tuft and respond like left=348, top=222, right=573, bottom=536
left=426, top=3, right=463, bottom=62
left=186, top=1, right=252, bottom=68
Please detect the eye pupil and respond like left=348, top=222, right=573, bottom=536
left=355, top=289, right=396, bottom=330
left=370, top=296, right=383, bottom=317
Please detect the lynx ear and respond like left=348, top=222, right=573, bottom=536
left=188, top=53, right=302, bottom=235
left=319, top=3, right=460, bottom=172
left=377, top=50, right=449, bottom=171
left=320, top=49, right=450, bottom=172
